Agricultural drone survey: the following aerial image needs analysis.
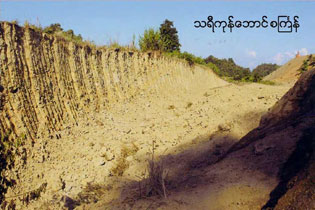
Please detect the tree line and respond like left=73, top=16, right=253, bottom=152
left=16, top=19, right=279, bottom=83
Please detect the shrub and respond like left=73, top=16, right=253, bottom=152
left=299, top=60, right=309, bottom=73
left=206, top=62, right=221, bottom=75
left=165, top=51, right=205, bottom=66
left=146, top=158, right=167, bottom=198
left=138, top=140, right=168, bottom=198
left=139, top=28, right=161, bottom=52
left=42, top=23, right=83, bottom=44
left=43, top=23, right=63, bottom=34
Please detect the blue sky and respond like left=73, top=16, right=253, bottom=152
left=1, top=1, right=314, bottom=69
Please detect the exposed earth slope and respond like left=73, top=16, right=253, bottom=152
left=264, top=55, right=308, bottom=85
left=0, top=22, right=313, bottom=210
left=85, top=69, right=314, bottom=210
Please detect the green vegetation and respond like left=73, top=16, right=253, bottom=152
left=139, top=28, right=161, bottom=52
left=205, top=62, right=221, bottom=75
left=17, top=20, right=279, bottom=84
left=138, top=18, right=280, bottom=84
left=43, top=23, right=83, bottom=43
left=252, top=63, right=279, bottom=78
left=204, top=56, right=279, bottom=83
left=205, top=55, right=251, bottom=80
left=298, top=55, right=314, bottom=74
left=164, top=51, right=205, bottom=66
left=138, top=19, right=180, bottom=53
left=24, top=21, right=42, bottom=33
left=300, top=60, right=309, bottom=73
left=159, top=19, right=181, bottom=52
left=22, top=21, right=85, bottom=45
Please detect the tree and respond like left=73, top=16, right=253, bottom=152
left=43, top=23, right=63, bottom=34
left=159, top=19, right=181, bottom=52
left=204, top=55, right=250, bottom=80
left=252, top=63, right=279, bottom=78
left=138, top=28, right=161, bottom=52
left=42, top=23, right=83, bottom=43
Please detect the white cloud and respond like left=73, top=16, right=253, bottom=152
left=273, top=53, right=284, bottom=65
left=284, top=51, right=295, bottom=58
left=299, top=48, right=308, bottom=56
left=273, top=48, right=308, bottom=65
left=246, top=49, right=257, bottom=58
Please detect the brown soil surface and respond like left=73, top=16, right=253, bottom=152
left=264, top=56, right=308, bottom=85
left=4, top=78, right=290, bottom=209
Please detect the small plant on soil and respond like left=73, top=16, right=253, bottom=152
left=111, top=143, right=139, bottom=176
left=111, top=156, right=129, bottom=176
left=139, top=140, right=168, bottom=198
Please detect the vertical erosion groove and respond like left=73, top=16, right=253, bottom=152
left=0, top=22, right=191, bottom=140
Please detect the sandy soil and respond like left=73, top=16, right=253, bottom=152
left=4, top=76, right=291, bottom=209
left=264, top=55, right=309, bottom=85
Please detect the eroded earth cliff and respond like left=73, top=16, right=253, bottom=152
left=0, top=22, right=313, bottom=210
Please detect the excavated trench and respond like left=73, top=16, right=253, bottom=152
left=1, top=22, right=313, bottom=210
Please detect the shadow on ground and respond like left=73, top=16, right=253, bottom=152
left=70, top=131, right=239, bottom=209
left=65, top=110, right=287, bottom=210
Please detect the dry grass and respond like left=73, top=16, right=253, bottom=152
left=111, top=156, right=129, bottom=176
left=139, top=140, right=168, bottom=198
left=145, top=158, right=168, bottom=198
left=111, top=143, right=139, bottom=176
left=77, top=183, right=111, bottom=204
left=121, top=143, right=139, bottom=157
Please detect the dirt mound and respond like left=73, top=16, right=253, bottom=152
left=264, top=56, right=309, bottom=85
left=261, top=69, right=315, bottom=209
left=232, top=68, right=315, bottom=149
left=223, top=68, right=315, bottom=209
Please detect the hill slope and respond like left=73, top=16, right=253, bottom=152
left=264, top=56, right=308, bottom=85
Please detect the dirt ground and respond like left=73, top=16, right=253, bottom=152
left=264, top=55, right=310, bottom=85
left=4, top=76, right=291, bottom=209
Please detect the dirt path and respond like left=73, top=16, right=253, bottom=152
left=4, top=78, right=291, bottom=209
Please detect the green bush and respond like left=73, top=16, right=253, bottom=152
left=206, top=62, right=220, bottom=75
left=43, top=23, right=63, bottom=34
left=241, top=73, right=262, bottom=82
left=42, top=23, right=83, bottom=44
left=139, top=28, right=161, bottom=52
left=299, top=60, right=309, bottom=73
left=165, top=51, right=206, bottom=66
